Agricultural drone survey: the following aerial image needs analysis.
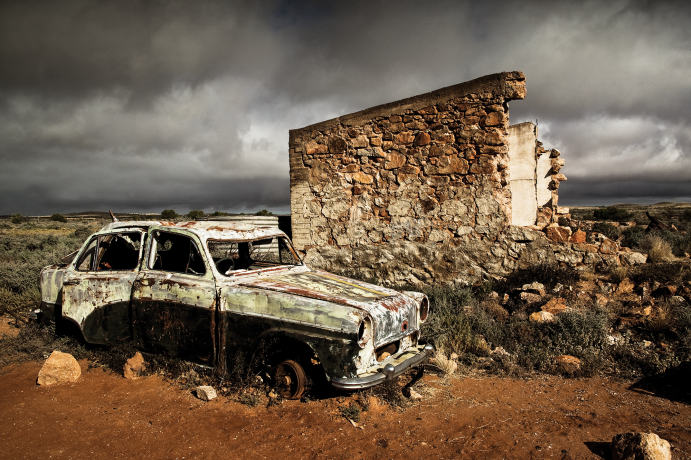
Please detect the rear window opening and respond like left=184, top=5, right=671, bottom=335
left=207, top=236, right=301, bottom=275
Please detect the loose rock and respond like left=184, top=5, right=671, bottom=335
left=611, top=432, right=671, bottom=460
left=123, top=352, right=146, bottom=380
left=529, top=311, right=555, bottom=323
left=555, top=355, right=581, bottom=374
left=37, top=351, right=81, bottom=386
left=196, top=386, right=217, bottom=401
left=541, top=297, right=567, bottom=314
left=409, top=389, right=423, bottom=401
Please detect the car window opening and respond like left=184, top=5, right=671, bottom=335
left=76, top=232, right=141, bottom=271
left=150, top=231, right=206, bottom=276
left=207, top=237, right=300, bottom=275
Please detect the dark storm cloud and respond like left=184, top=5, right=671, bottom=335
left=0, top=0, right=690, bottom=215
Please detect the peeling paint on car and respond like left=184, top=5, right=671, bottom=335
left=39, top=220, right=430, bottom=389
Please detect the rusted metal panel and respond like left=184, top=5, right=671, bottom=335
left=100, top=220, right=285, bottom=243
left=39, top=266, right=64, bottom=306
left=38, top=220, right=430, bottom=387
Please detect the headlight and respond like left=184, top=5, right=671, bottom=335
left=357, top=317, right=373, bottom=347
left=419, top=297, right=429, bottom=322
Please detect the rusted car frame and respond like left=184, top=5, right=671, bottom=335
left=40, top=220, right=432, bottom=398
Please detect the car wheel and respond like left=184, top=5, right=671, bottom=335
left=274, top=359, right=307, bottom=400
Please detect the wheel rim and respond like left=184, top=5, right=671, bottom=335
left=274, top=359, right=307, bottom=399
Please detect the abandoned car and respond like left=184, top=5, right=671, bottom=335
left=39, top=220, right=432, bottom=398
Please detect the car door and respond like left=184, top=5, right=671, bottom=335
left=61, top=229, right=145, bottom=344
left=131, top=228, right=217, bottom=366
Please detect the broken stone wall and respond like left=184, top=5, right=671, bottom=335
left=507, top=122, right=567, bottom=227
left=289, top=72, right=643, bottom=286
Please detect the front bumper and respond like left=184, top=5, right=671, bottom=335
left=331, top=343, right=433, bottom=391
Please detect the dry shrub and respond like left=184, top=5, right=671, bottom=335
left=581, top=268, right=597, bottom=282
left=481, top=300, right=509, bottom=322
left=639, top=234, right=674, bottom=263
left=609, top=266, right=629, bottom=284
left=646, top=301, right=676, bottom=334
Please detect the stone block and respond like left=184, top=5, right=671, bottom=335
left=196, top=386, right=218, bottom=401
left=555, top=355, right=581, bottom=374
left=620, top=251, right=647, bottom=265
left=413, top=132, right=431, bottom=146
left=529, top=311, right=554, bottom=323
left=124, top=352, right=146, bottom=380
left=541, top=297, right=567, bottom=314
left=544, top=224, right=572, bottom=243
left=569, top=229, right=586, bottom=244
left=611, top=432, right=671, bottom=460
left=600, top=238, right=619, bottom=254
left=37, top=351, right=81, bottom=386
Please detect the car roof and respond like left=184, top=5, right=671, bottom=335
left=99, top=220, right=286, bottom=242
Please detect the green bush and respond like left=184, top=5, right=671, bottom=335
left=491, top=263, right=579, bottom=294
left=73, top=226, right=94, bottom=242
left=186, top=210, right=205, bottom=220
left=593, top=206, right=633, bottom=222
left=160, top=209, right=178, bottom=220
left=255, top=209, right=273, bottom=216
left=49, top=213, right=67, bottom=223
left=621, top=226, right=645, bottom=249
left=211, top=211, right=229, bottom=217
left=10, top=213, right=25, bottom=224
left=592, top=222, right=619, bottom=240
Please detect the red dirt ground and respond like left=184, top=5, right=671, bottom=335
left=1, top=361, right=689, bottom=460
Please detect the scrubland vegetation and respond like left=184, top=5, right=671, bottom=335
left=0, top=213, right=690, bottom=403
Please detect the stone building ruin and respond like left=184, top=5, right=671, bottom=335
left=289, top=71, right=645, bottom=286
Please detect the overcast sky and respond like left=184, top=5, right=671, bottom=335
left=1, top=0, right=690, bottom=215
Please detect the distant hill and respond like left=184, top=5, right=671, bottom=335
left=570, top=202, right=691, bottom=224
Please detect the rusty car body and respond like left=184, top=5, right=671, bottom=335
left=39, top=220, right=432, bottom=398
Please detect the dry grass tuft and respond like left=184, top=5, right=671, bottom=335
left=639, top=234, right=674, bottom=263
left=609, top=266, right=629, bottom=284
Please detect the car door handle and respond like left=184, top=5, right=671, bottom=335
left=63, top=279, right=79, bottom=286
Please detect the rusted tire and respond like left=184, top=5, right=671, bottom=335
left=274, top=359, right=307, bottom=400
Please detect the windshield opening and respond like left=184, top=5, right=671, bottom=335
left=207, top=237, right=301, bottom=275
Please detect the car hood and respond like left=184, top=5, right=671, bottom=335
left=235, top=269, right=419, bottom=346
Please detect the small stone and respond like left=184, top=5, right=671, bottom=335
left=268, top=389, right=279, bottom=399
left=352, top=172, right=374, bottom=184
left=617, top=279, right=635, bottom=294
left=556, top=355, right=581, bottom=374
left=621, top=252, right=647, bottom=265
left=541, top=297, right=567, bottom=314
left=544, top=224, right=572, bottom=244
left=521, top=282, right=546, bottom=297
left=569, top=229, right=586, bottom=244
left=123, top=352, right=146, bottom=380
left=413, top=132, right=431, bottom=146
left=611, top=432, right=671, bottom=460
left=529, top=311, right=555, bottom=323
left=37, top=351, right=81, bottom=386
left=595, top=294, right=609, bottom=306
left=196, top=385, right=217, bottom=401
left=600, top=238, right=619, bottom=255
left=490, top=347, right=510, bottom=358
left=409, top=389, right=423, bottom=400
left=521, top=292, right=543, bottom=304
